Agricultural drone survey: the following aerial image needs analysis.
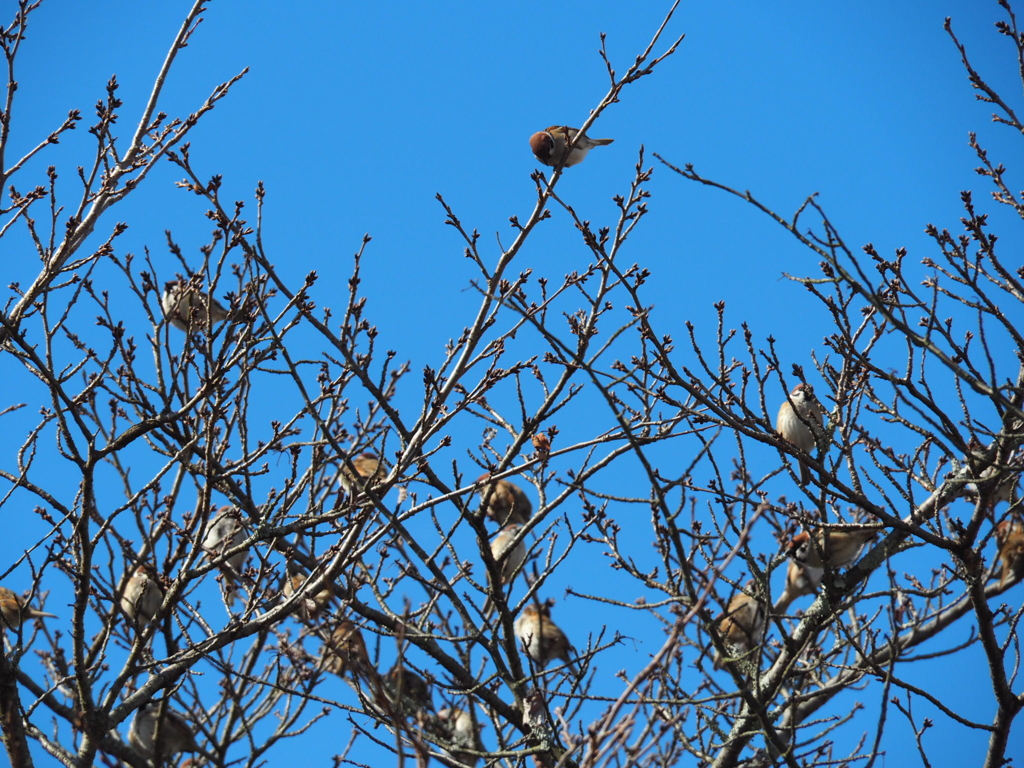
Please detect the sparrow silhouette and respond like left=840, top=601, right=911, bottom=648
left=121, top=566, right=165, bottom=625
left=482, top=524, right=526, bottom=615
left=529, top=125, right=614, bottom=168
left=713, top=585, right=765, bottom=670
left=995, top=519, right=1024, bottom=588
left=128, top=699, right=201, bottom=761
left=283, top=565, right=335, bottom=621
left=340, top=453, right=385, bottom=495
left=476, top=473, right=533, bottom=526
left=435, top=706, right=484, bottom=768
left=322, top=618, right=374, bottom=682
left=776, top=383, right=826, bottom=486
left=516, top=600, right=576, bottom=673
left=385, top=663, right=434, bottom=717
left=202, top=506, right=247, bottom=605
left=0, top=586, right=57, bottom=630
left=161, top=278, right=229, bottom=332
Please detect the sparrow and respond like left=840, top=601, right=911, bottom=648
left=529, top=125, right=614, bottom=168
left=995, top=519, right=1024, bottom=588
left=776, top=383, right=826, bottom=486
left=0, top=586, right=57, bottom=630
left=127, top=699, right=201, bottom=760
left=515, top=600, right=575, bottom=672
left=283, top=565, right=335, bottom=621
left=789, top=527, right=876, bottom=573
left=340, top=453, right=385, bottom=495
left=712, top=586, right=765, bottom=670
left=773, top=559, right=820, bottom=614
left=970, top=462, right=1022, bottom=510
left=435, top=706, right=484, bottom=768
left=482, top=524, right=526, bottom=615
left=322, top=618, right=374, bottom=681
left=384, top=663, right=434, bottom=715
left=161, top=278, right=230, bottom=332
left=202, top=506, right=247, bottom=604
left=476, top=473, right=533, bottom=526
left=120, top=566, right=165, bottom=625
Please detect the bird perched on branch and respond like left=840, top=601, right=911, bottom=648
left=0, top=586, right=57, bottom=630
left=120, top=565, right=165, bottom=626
left=516, top=600, right=576, bottom=674
left=161, top=278, right=230, bottom=332
left=435, top=706, right=485, bottom=768
left=483, top=524, right=526, bottom=615
left=128, top=700, right=201, bottom=761
left=790, top=527, right=876, bottom=573
left=202, top=506, right=247, bottom=606
left=339, top=453, right=385, bottom=495
left=529, top=125, right=614, bottom=168
left=283, top=565, right=335, bottom=621
left=995, top=519, right=1024, bottom=588
left=713, top=585, right=765, bottom=670
left=774, top=559, right=819, bottom=614
left=476, top=473, right=532, bottom=526
left=322, top=618, right=375, bottom=682
left=385, top=663, right=434, bottom=718
left=776, top=383, right=826, bottom=486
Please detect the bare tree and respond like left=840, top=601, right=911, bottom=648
left=0, top=1, right=1021, bottom=767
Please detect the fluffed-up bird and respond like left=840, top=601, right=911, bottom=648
left=776, top=383, right=825, bottom=486
left=529, top=125, right=614, bottom=168
left=202, top=506, right=247, bottom=605
left=127, top=699, right=201, bottom=761
left=161, top=278, right=230, bottom=332
left=995, top=519, right=1024, bottom=588
left=384, top=663, right=434, bottom=716
left=0, top=586, right=57, bottom=630
left=339, top=453, right=384, bottom=495
left=120, top=565, right=165, bottom=625
left=483, top=524, right=526, bottom=615
left=435, top=706, right=484, bottom=768
left=515, top=600, right=576, bottom=673
left=713, top=586, right=765, bottom=670
left=476, top=473, right=532, bottom=526
left=283, top=565, right=335, bottom=621
left=322, top=618, right=374, bottom=681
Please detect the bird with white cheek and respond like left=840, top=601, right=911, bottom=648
left=483, top=524, right=526, bottom=615
left=776, top=383, right=826, bottom=486
left=790, top=527, right=876, bottom=573
left=435, top=706, right=484, bottom=768
left=476, top=473, right=533, bottom=526
left=529, top=125, right=614, bottom=168
left=712, top=585, right=765, bottom=670
left=515, top=600, right=576, bottom=674
left=121, top=565, right=165, bottom=626
left=773, top=559, right=819, bottom=614
left=995, top=519, right=1024, bottom=588
left=161, top=278, right=230, bottom=332
left=202, top=506, right=248, bottom=606
left=128, top=700, right=201, bottom=761
left=0, top=586, right=57, bottom=630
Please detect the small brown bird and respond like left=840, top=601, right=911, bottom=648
left=995, top=519, right=1024, bottom=588
left=340, top=453, right=384, bottom=494
left=322, top=618, right=373, bottom=681
left=120, top=566, right=165, bottom=625
left=385, top=663, right=434, bottom=715
left=789, top=527, right=876, bottom=573
left=476, top=473, right=533, bottom=526
left=202, top=506, right=247, bottom=606
left=283, top=566, right=335, bottom=621
left=483, top=524, right=527, bottom=615
left=713, top=587, right=765, bottom=670
left=529, top=125, right=614, bottom=168
left=161, top=278, right=230, bottom=332
left=127, top=700, right=201, bottom=760
left=0, top=587, right=57, bottom=630
left=436, top=706, right=484, bottom=768
left=515, top=600, right=575, bottom=672
left=776, top=383, right=825, bottom=486
left=773, top=559, right=820, bottom=614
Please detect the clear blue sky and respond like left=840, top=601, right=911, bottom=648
left=4, top=0, right=1022, bottom=765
